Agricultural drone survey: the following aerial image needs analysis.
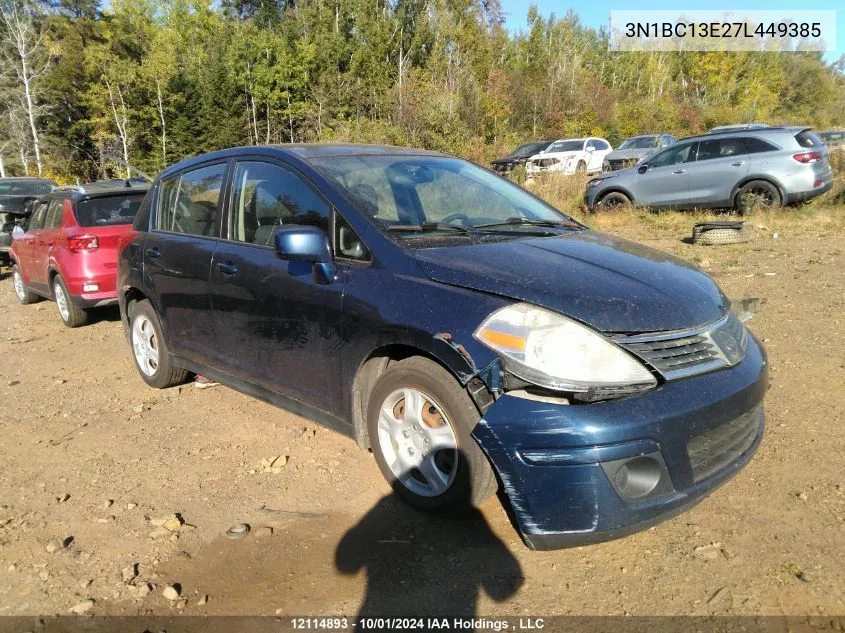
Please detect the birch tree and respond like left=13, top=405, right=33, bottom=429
left=0, top=0, right=49, bottom=176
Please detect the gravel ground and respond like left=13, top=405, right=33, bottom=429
left=0, top=218, right=843, bottom=618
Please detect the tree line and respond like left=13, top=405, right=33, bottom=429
left=1, top=0, right=844, bottom=181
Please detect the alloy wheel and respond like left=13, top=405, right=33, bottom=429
left=54, top=281, right=70, bottom=322
left=132, top=314, right=160, bottom=376
left=376, top=387, right=459, bottom=497
left=13, top=270, right=25, bottom=302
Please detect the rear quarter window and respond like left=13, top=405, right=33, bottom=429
left=742, top=137, right=779, bottom=154
left=75, top=194, right=146, bottom=227
left=794, top=131, right=823, bottom=148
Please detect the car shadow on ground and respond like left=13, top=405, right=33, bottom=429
left=336, top=458, right=524, bottom=619
left=86, top=305, right=122, bottom=325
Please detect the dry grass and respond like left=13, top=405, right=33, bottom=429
left=523, top=167, right=845, bottom=241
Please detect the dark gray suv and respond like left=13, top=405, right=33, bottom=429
left=585, top=127, right=833, bottom=212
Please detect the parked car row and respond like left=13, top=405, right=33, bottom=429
left=8, top=143, right=769, bottom=550
left=494, top=123, right=836, bottom=213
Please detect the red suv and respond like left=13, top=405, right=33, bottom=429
left=10, top=180, right=149, bottom=327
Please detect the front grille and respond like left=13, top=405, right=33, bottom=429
left=616, top=313, right=749, bottom=380
left=687, top=406, right=762, bottom=482
left=608, top=159, right=637, bottom=171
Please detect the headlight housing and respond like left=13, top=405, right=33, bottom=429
left=586, top=178, right=605, bottom=189
left=474, top=303, right=657, bottom=394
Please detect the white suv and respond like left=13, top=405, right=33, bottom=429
left=526, top=137, right=612, bottom=176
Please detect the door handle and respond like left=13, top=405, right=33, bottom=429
left=672, top=169, right=686, bottom=174
left=217, top=261, right=238, bottom=275
left=145, top=247, right=160, bottom=259
left=731, top=161, right=745, bottom=167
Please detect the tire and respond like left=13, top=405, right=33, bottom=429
left=129, top=299, right=189, bottom=389
left=12, top=264, right=39, bottom=305
left=575, top=161, right=587, bottom=174
left=692, top=223, right=755, bottom=245
left=735, top=180, right=781, bottom=214
left=52, top=275, right=88, bottom=328
left=596, top=191, right=632, bottom=212
left=366, top=356, right=498, bottom=515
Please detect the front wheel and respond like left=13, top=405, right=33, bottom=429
left=53, top=275, right=88, bottom=328
left=366, top=357, right=498, bottom=515
left=129, top=299, right=189, bottom=389
left=12, top=265, right=39, bottom=305
left=596, top=191, right=632, bottom=212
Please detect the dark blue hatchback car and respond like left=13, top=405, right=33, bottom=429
left=117, top=144, right=768, bottom=550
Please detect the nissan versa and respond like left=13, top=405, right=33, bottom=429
left=117, top=145, right=768, bottom=550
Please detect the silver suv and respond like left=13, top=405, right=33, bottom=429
left=584, top=127, right=833, bottom=212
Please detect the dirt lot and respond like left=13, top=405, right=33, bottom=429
left=0, top=209, right=844, bottom=619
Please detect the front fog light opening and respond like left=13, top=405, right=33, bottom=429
left=601, top=452, right=674, bottom=501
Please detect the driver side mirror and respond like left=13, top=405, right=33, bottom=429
left=637, top=164, right=649, bottom=174
left=586, top=145, right=596, bottom=152
left=274, top=225, right=336, bottom=285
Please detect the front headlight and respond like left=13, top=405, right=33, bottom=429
left=586, top=178, right=605, bottom=189
left=474, top=303, right=657, bottom=393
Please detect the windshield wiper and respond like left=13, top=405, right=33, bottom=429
left=385, top=222, right=471, bottom=233
left=470, top=217, right=580, bottom=230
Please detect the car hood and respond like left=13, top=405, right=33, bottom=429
left=606, top=148, right=654, bottom=161
left=492, top=153, right=530, bottom=164
left=413, top=231, right=728, bottom=333
left=530, top=151, right=580, bottom=161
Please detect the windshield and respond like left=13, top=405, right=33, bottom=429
left=0, top=180, right=54, bottom=196
left=310, top=155, right=572, bottom=237
left=546, top=140, right=583, bottom=153
left=619, top=136, right=659, bottom=149
left=512, top=142, right=548, bottom=157
left=75, top=193, right=146, bottom=227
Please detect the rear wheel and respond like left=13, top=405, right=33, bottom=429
left=52, top=275, right=88, bottom=328
left=366, top=356, right=498, bottom=515
left=736, top=180, right=781, bottom=214
left=12, top=265, right=39, bottom=305
left=129, top=299, right=189, bottom=389
left=596, top=191, right=632, bottom=212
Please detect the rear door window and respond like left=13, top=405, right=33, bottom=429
left=75, top=194, right=146, bottom=227
left=696, top=138, right=747, bottom=161
left=44, top=199, right=65, bottom=228
left=794, top=130, right=823, bottom=148
left=156, top=163, right=227, bottom=237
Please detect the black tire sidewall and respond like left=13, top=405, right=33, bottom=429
left=737, top=181, right=781, bottom=212
left=598, top=192, right=631, bottom=210
left=366, top=358, right=491, bottom=515
left=52, top=275, right=86, bottom=327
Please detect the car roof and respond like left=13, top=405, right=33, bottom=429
left=679, top=126, right=810, bottom=143
left=50, top=179, right=150, bottom=201
left=0, top=177, right=56, bottom=184
left=159, top=144, right=448, bottom=179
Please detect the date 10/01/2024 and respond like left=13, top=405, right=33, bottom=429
left=290, top=617, right=547, bottom=630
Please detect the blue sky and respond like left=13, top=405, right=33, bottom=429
left=499, top=0, right=843, bottom=63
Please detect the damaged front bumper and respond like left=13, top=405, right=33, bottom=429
left=471, top=333, right=768, bottom=550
